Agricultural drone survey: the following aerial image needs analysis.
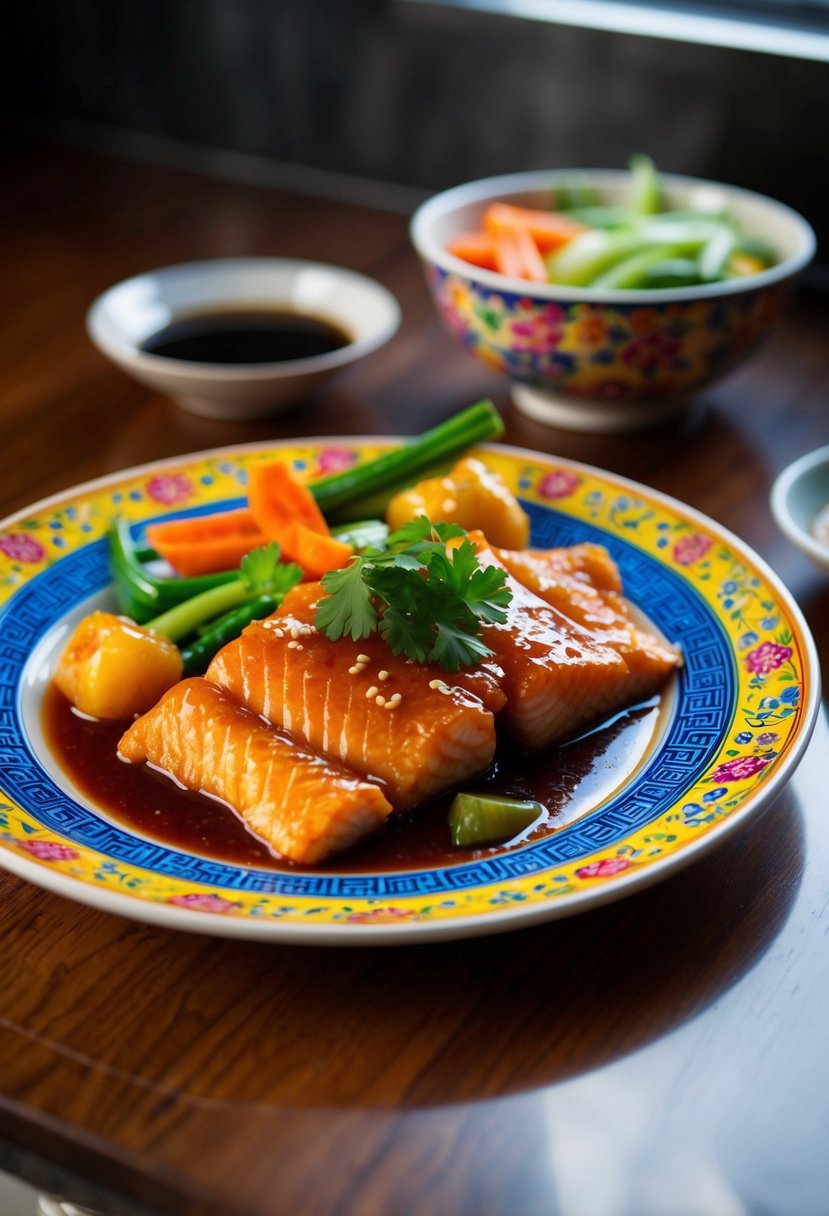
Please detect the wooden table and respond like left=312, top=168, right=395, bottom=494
left=1, top=143, right=828, bottom=1216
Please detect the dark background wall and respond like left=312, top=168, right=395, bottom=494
left=6, top=0, right=827, bottom=254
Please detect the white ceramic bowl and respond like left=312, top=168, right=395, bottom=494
left=87, top=257, right=401, bottom=420
left=771, top=445, right=829, bottom=576
left=411, top=170, right=816, bottom=432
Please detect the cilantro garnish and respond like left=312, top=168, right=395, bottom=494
left=239, top=542, right=303, bottom=598
left=313, top=518, right=512, bottom=672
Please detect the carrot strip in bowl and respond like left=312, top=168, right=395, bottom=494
left=446, top=231, right=498, bottom=270
left=492, top=227, right=548, bottom=283
left=483, top=202, right=587, bottom=253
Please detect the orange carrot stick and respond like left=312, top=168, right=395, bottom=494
left=146, top=508, right=269, bottom=576
left=247, top=462, right=352, bottom=576
left=247, top=461, right=330, bottom=537
left=446, top=232, right=498, bottom=270
left=484, top=202, right=586, bottom=252
left=282, top=522, right=353, bottom=580
left=492, top=228, right=548, bottom=283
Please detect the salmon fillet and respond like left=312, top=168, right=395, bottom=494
left=517, top=542, right=624, bottom=594
left=493, top=544, right=682, bottom=702
left=206, top=585, right=504, bottom=811
left=118, top=678, right=393, bottom=864
left=459, top=534, right=636, bottom=749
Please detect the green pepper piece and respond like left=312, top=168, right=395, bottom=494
left=448, top=793, right=541, bottom=847
left=109, top=518, right=239, bottom=623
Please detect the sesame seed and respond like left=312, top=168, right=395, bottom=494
left=375, top=695, right=386, bottom=707
left=357, top=653, right=370, bottom=664
left=387, top=693, right=402, bottom=708
left=274, top=628, right=284, bottom=638
left=290, top=626, right=301, bottom=640
left=348, top=665, right=360, bottom=675
left=299, top=625, right=314, bottom=636
left=429, top=679, right=446, bottom=690
left=365, top=685, right=379, bottom=699
left=378, top=670, right=389, bottom=682
left=287, top=640, right=301, bottom=650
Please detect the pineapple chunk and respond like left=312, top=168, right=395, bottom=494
left=54, top=611, right=182, bottom=720
left=386, top=456, right=530, bottom=549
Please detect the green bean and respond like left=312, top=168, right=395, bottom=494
left=180, top=594, right=278, bottom=675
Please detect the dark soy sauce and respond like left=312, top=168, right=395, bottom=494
left=140, top=309, right=352, bottom=365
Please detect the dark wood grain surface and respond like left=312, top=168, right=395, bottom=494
left=1, top=143, right=828, bottom=1216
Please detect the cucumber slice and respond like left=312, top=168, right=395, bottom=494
left=629, top=153, right=662, bottom=215
left=448, top=793, right=542, bottom=847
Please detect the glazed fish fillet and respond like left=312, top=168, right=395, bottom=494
left=515, top=542, right=624, bottom=593
left=118, top=678, right=393, bottom=864
left=463, top=534, right=637, bottom=749
left=493, top=544, right=682, bottom=701
left=206, top=585, right=505, bottom=811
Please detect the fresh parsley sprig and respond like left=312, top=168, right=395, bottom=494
left=313, top=518, right=512, bottom=672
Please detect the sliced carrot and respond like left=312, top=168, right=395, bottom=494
left=146, top=508, right=268, bottom=576
left=483, top=202, right=586, bottom=253
left=492, top=227, right=548, bottom=283
left=281, top=521, right=353, bottom=580
left=247, top=461, right=330, bottom=538
left=246, top=461, right=351, bottom=577
left=146, top=508, right=262, bottom=546
left=147, top=534, right=268, bottom=577
left=446, top=231, right=498, bottom=270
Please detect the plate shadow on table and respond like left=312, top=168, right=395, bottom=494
left=0, top=790, right=803, bottom=1118
left=246, top=793, right=804, bottom=1110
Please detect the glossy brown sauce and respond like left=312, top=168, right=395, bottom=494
left=42, top=683, right=662, bottom=873
left=140, top=309, right=351, bottom=365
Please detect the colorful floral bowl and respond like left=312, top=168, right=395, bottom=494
left=410, top=171, right=815, bottom=432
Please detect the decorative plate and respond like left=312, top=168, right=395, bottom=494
left=0, top=441, right=819, bottom=943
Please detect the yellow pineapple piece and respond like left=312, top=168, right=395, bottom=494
left=386, top=456, right=530, bottom=549
left=54, top=610, right=182, bottom=720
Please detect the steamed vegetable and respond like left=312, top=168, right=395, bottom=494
left=445, top=155, right=777, bottom=289
left=310, top=399, right=504, bottom=519
left=54, top=611, right=184, bottom=720
left=110, top=518, right=240, bottom=624
left=448, top=792, right=541, bottom=847
left=483, top=201, right=586, bottom=251
left=145, top=508, right=266, bottom=577
left=64, top=402, right=508, bottom=716
left=59, top=543, right=303, bottom=719
left=386, top=456, right=530, bottom=549
left=246, top=460, right=353, bottom=579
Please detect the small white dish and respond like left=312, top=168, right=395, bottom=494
left=771, top=445, right=829, bottom=576
left=86, top=257, right=401, bottom=420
